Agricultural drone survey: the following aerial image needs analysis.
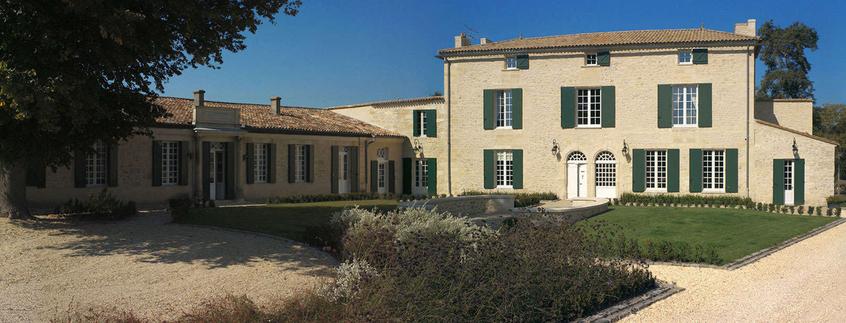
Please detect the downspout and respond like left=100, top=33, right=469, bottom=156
left=445, top=57, right=453, bottom=196
left=745, top=45, right=751, bottom=197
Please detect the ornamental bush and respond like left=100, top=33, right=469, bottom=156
left=460, top=191, right=558, bottom=207
left=59, top=189, right=136, bottom=220
left=618, top=193, right=754, bottom=208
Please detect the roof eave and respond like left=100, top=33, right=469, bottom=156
left=438, top=39, right=760, bottom=57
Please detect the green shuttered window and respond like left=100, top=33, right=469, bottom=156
left=667, top=149, right=679, bottom=192
left=773, top=159, right=785, bottom=204
left=483, top=89, right=522, bottom=130
left=698, top=83, right=712, bottom=128
left=516, top=54, right=529, bottom=69
left=657, top=85, right=673, bottom=128
left=726, top=149, right=738, bottom=193
left=483, top=149, right=522, bottom=189
left=658, top=84, right=711, bottom=128
left=692, top=48, right=708, bottom=64
left=795, top=159, right=805, bottom=205
left=601, top=86, right=615, bottom=128
left=772, top=159, right=804, bottom=205
left=483, top=150, right=495, bottom=189
left=689, top=149, right=702, bottom=193
left=632, top=149, right=645, bottom=192
left=597, top=51, right=610, bottom=66
left=427, top=158, right=438, bottom=195
left=413, top=110, right=438, bottom=137
left=561, top=87, right=576, bottom=128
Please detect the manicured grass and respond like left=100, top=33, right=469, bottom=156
left=180, top=200, right=398, bottom=242
left=584, top=206, right=837, bottom=264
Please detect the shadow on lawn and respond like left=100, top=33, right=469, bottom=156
left=12, top=212, right=336, bottom=276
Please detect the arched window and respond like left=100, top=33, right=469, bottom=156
left=595, top=151, right=616, bottom=188
left=567, top=151, right=587, bottom=162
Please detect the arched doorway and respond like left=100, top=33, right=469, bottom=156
left=595, top=151, right=617, bottom=198
left=567, top=151, right=587, bottom=199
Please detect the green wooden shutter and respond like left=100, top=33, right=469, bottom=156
left=427, top=158, right=437, bottom=195
left=425, top=110, right=437, bottom=137
left=689, top=149, right=702, bottom=193
left=152, top=141, right=162, bottom=186
left=658, top=85, right=672, bottom=128
left=412, top=110, right=421, bottom=137
left=516, top=54, right=529, bottom=69
left=245, top=143, right=255, bottom=184
left=348, top=146, right=358, bottom=192
left=388, top=160, right=396, bottom=194
left=330, top=145, right=339, bottom=193
left=370, top=160, right=378, bottom=193
left=402, top=158, right=412, bottom=195
left=668, top=149, right=680, bottom=192
left=202, top=142, right=210, bottom=200
left=692, top=48, right=708, bottom=64
left=484, top=150, right=495, bottom=189
left=483, top=90, right=495, bottom=130
left=597, top=51, right=610, bottom=66
left=107, top=144, right=118, bottom=187
left=773, top=159, right=785, bottom=204
left=561, top=87, right=575, bottom=128
left=795, top=159, right=805, bottom=205
left=698, top=83, right=712, bottom=128
left=632, top=149, right=645, bottom=192
left=512, top=88, right=523, bottom=129
left=726, top=149, right=738, bottom=193
left=306, top=145, right=314, bottom=183
left=179, top=141, right=189, bottom=185
left=287, top=144, right=295, bottom=183
left=512, top=150, right=523, bottom=189
left=74, top=151, right=86, bottom=188
left=224, top=142, right=235, bottom=199
left=268, top=144, right=277, bottom=184
left=601, top=86, right=615, bottom=128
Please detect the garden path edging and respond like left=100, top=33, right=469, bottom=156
left=575, top=281, right=683, bottom=323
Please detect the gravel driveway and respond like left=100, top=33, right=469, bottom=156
left=624, top=220, right=846, bottom=322
left=0, top=212, right=336, bottom=322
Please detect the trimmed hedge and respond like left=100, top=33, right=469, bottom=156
left=619, top=193, right=754, bottom=208
left=460, top=191, right=558, bottom=207
left=266, top=192, right=388, bottom=204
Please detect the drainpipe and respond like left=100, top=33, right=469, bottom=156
left=364, top=135, right=375, bottom=192
left=746, top=45, right=751, bottom=197
left=445, top=57, right=453, bottom=196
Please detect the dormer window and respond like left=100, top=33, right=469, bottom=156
left=505, top=56, right=518, bottom=70
left=678, top=49, right=693, bottom=64
left=585, top=53, right=598, bottom=66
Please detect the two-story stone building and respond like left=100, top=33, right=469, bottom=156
left=25, top=19, right=836, bottom=207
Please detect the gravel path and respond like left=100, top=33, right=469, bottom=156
left=0, top=212, right=336, bottom=322
left=624, top=220, right=846, bottom=322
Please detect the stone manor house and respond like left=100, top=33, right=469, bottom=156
left=25, top=19, right=837, bottom=207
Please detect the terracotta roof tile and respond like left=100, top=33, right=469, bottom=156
left=328, top=96, right=444, bottom=110
left=152, top=97, right=401, bottom=137
left=440, top=28, right=758, bottom=55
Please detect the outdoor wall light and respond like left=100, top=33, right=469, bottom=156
left=622, top=140, right=629, bottom=156
left=412, top=139, right=424, bottom=156
left=551, top=139, right=560, bottom=156
left=792, top=138, right=799, bottom=155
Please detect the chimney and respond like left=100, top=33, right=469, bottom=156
left=734, top=19, right=757, bottom=37
left=193, top=89, right=205, bottom=108
left=270, top=96, right=282, bottom=115
left=454, top=33, right=470, bottom=48
left=480, top=37, right=489, bottom=45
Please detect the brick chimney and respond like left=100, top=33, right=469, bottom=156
left=270, top=96, right=282, bottom=115
left=734, top=19, right=757, bottom=37
left=193, top=89, right=205, bottom=108
left=454, top=33, right=470, bottom=48
left=480, top=37, right=490, bottom=45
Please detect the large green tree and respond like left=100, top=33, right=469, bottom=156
left=757, top=20, right=818, bottom=99
left=813, top=103, right=846, bottom=179
left=0, top=1, right=300, bottom=219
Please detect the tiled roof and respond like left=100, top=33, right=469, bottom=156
left=439, top=28, right=758, bottom=55
left=152, top=96, right=402, bottom=137
left=328, top=96, right=444, bottom=110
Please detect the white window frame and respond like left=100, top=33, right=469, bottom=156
left=418, top=111, right=427, bottom=137
left=414, top=159, right=428, bottom=190
left=595, top=152, right=616, bottom=188
left=495, top=90, right=513, bottom=129
left=585, top=53, right=598, bottom=66
left=495, top=151, right=514, bottom=188
left=377, top=159, right=387, bottom=193
left=678, top=49, right=693, bottom=65
left=702, top=150, right=725, bottom=193
left=672, top=85, right=698, bottom=127
left=645, top=150, right=667, bottom=192
left=253, top=143, right=269, bottom=183
left=576, top=88, right=602, bottom=127
left=295, top=144, right=307, bottom=183
left=161, top=141, right=180, bottom=186
left=784, top=160, right=794, bottom=191
left=86, top=142, right=108, bottom=187
left=505, top=56, right=518, bottom=70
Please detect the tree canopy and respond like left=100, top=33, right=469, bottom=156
left=756, top=20, right=818, bottom=99
left=813, top=103, right=846, bottom=179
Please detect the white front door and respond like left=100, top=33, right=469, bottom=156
left=209, top=143, right=225, bottom=201
left=338, top=148, right=350, bottom=194
left=595, top=152, right=617, bottom=199
left=567, top=162, right=587, bottom=199
left=784, top=160, right=795, bottom=205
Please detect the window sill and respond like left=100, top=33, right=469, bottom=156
left=502, top=68, right=521, bottom=71
left=495, top=126, right=513, bottom=130
left=496, top=185, right=514, bottom=189
left=678, top=62, right=693, bottom=65
left=702, top=189, right=726, bottom=194
left=582, top=65, right=601, bottom=68
left=672, top=124, right=699, bottom=128
left=576, top=125, right=602, bottom=129
left=645, top=188, right=668, bottom=193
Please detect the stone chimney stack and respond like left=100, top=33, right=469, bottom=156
left=193, top=89, right=205, bottom=108
left=271, top=96, right=282, bottom=115
left=480, top=37, right=490, bottom=45
left=734, top=19, right=757, bottom=37
left=454, top=33, right=470, bottom=48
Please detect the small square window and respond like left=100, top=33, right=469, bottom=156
left=678, top=50, right=693, bottom=64
left=585, top=53, right=598, bottom=66
left=505, top=56, right=518, bottom=70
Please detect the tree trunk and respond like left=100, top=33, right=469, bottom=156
left=0, top=160, right=32, bottom=219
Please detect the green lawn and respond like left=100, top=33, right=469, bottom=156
left=180, top=199, right=397, bottom=242
left=584, top=206, right=837, bottom=264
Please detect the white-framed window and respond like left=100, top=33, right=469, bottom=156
left=495, top=151, right=514, bottom=188
left=86, top=142, right=108, bottom=187
left=645, top=150, right=667, bottom=191
left=784, top=160, right=794, bottom=191
left=678, top=49, right=693, bottom=64
left=672, top=85, right=698, bottom=126
left=505, top=56, right=518, bottom=70
left=418, top=111, right=427, bottom=137
left=496, top=90, right=513, bottom=128
left=377, top=161, right=387, bottom=191
left=415, top=159, right=428, bottom=189
left=585, top=53, right=598, bottom=66
left=161, top=141, right=180, bottom=185
left=295, top=144, right=307, bottom=183
left=253, top=143, right=269, bottom=183
left=576, top=88, right=601, bottom=127
left=595, top=151, right=616, bottom=187
left=702, top=150, right=725, bottom=192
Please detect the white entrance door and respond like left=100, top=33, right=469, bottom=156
left=567, top=151, right=588, bottom=199
left=784, top=160, right=795, bottom=205
left=209, top=143, right=225, bottom=201
left=413, top=159, right=428, bottom=195
left=338, top=148, right=350, bottom=194
left=595, top=151, right=617, bottom=199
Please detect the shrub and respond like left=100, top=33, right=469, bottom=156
left=618, top=193, right=754, bottom=209
left=460, top=191, right=558, bottom=207
left=168, top=195, right=193, bottom=223
left=816, top=207, right=822, bottom=216
left=59, top=189, right=136, bottom=220
left=826, top=195, right=846, bottom=206
left=267, top=192, right=386, bottom=204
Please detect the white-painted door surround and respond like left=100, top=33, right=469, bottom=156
left=567, top=151, right=588, bottom=199
left=209, top=142, right=225, bottom=201
left=595, top=151, right=617, bottom=199
left=338, top=147, right=350, bottom=194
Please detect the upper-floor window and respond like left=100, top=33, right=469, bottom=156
left=418, top=110, right=427, bottom=137
left=161, top=141, right=180, bottom=185
left=294, top=144, right=307, bottom=183
left=496, top=151, right=514, bottom=188
left=645, top=150, right=667, bottom=191
left=585, top=53, right=598, bottom=66
left=577, top=88, right=601, bottom=127
left=496, top=90, right=512, bottom=128
left=254, top=143, right=269, bottom=183
left=86, top=142, right=108, bottom=187
left=702, top=150, right=725, bottom=192
left=678, top=49, right=693, bottom=64
left=505, top=56, right=518, bottom=70
left=672, top=85, right=698, bottom=126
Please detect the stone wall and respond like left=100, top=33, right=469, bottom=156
left=754, top=99, right=814, bottom=134
left=399, top=195, right=514, bottom=216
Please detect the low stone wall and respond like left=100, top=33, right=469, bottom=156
left=399, top=195, right=514, bottom=216
left=514, top=200, right=609, bottom=224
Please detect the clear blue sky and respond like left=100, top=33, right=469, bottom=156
left=161, top=0, right=846, bottom=107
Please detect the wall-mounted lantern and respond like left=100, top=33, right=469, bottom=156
left=412, top=139, right=424, bottom=157
left=551, top=139, right=560, bottom=156
left=792, top=138, right=799, bottom=156
left=622, top=140, right=629, bottom=156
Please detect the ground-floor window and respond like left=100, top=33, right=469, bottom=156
left=595, top=151, right=616, bottom=187
left=86, top=142, right=108, bottom=187
left=645, top=150, right=667, bottom=191
left=414, top=159, right=428, bottom=191
left=161, top=141, right=180, bottom=185
left=295, top=144, right=307, bottom=183
left=377, top=161, right=387, bottom=193
left=496, top=151, right=514, bottom=188
left=702, top=150, right=725, bottom=192
left=784, top=160, right=793, bottom=191
left=254, top=143, right=269, bottom=183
